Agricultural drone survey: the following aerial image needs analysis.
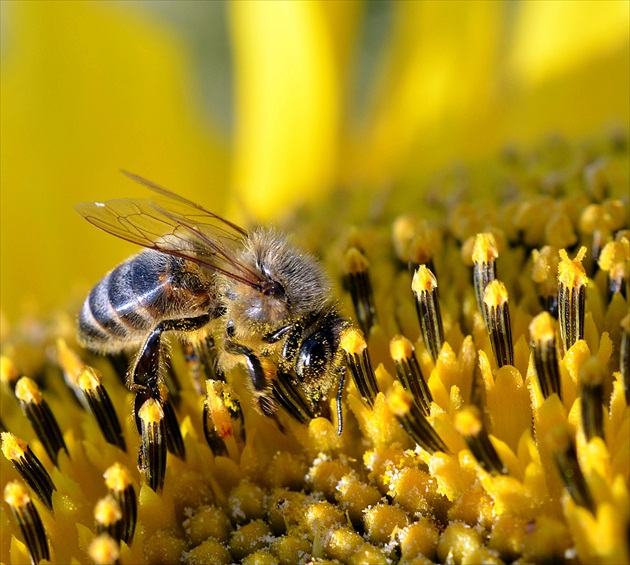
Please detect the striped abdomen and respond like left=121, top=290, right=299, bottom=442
left=78, top=250, right=214, bottom=353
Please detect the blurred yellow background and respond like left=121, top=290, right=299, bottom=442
left=1, top=0, right=628, bottom=325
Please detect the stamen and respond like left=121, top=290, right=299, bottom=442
left=387, top=383, right=447, bottom=454
left=56, top=338, right=85, bottom=396
left=77, top=368, right=126, bottom=452
left=103, top=463, right=137, bottom=544
left=621, top=313, right=629, bottom=405
left=483, top=280, right=514, bottom=368
left=597, top=237, right=628, bottom=298
left=579, top=203, right=610, bottom=264
left=203, top=379, right=244, bottom=457
left=582, top=158, right=612, bottom=202
left=392, top=215, right=441, bottom=273
left=546, top=424, right=595, bottom=512
left=557, top=247, right=587, bottom=353
left=57, top=337, right=85, bottom=389
left=389, top=335, right=432, bottom=415
left=202, top=406, right=228, bottom=457
left=343, top=247, right=378, bottom=335
left=411, top=266, right=444, bottom=362
left=15, top=376, right=69, bottom=465
left=1, top=432, right=56, bottom=510
left=529, top=312, right=562, bottom=399
left=340, top=328, right=378, bottom=407
left=137, top=398, right=167, bottom=492
left=472, top=233, right=499, bottom=322
left=89, top=533, right=121, bottom=565
left=94, top=494, right=123, bottom=544
left=1, top=355, right=20, bottom=391
left=579, top=358, right=606, bottom=441
left=531, top=246, right=560, bottom=317
left=162, top=394, right=186, bottom=461
left=4, top=480, right=50, bottom=563
left=392, top=215, right=418, bottom=266
left=454, top=407, right=507, bottom=475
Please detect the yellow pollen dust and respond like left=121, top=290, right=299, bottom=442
left=1, top=432, right=27, bottom=461
left=15, top=376, right=43, bottom=405
left=4, top=480, right=31, bottom=507
left=0, top=355, right=19, bottom=386
left=472, top=233, right=499, bottom=265
left=557, top=247, right=588, bottom=288
left=340, top=327, right=367, bottom=355
left=138, top=398, right=164, bottom=424
left=529, top=312, right=557, bottom=342
left=78, top=367, right=102, bottom=392
left=454, top=407, right=483, bottom=437
left=483, top=280, right=509, bottom=308
left=389, top=335, right=414, bottom=362
left=89, top=534, right=120, bottom=565
left=103, top=463, right=133, bottom=492
left=412, top=265, right=438, bottom=295
left=94, top=494, right=123, bottom=524
left=344, top=247, right=370, bottom=274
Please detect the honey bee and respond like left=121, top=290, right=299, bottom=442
left=75, top=172, right=349, bottom=436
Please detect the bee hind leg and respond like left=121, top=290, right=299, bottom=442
left=131, top=314, right=213, bottom=462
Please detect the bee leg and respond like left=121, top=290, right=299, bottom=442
left=263, top=322, right=303, bottom=364
left=224, top=340, right=288, bottom=431
left=257, top=394, right=286, bottom=434
left=272, top=371, right=314, bottom=424
left=131, top=314, right=213, bottom=458
left=224, top=340, right=267, bottom=394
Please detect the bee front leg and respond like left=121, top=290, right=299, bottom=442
left=224, top=340, right=286, bottom=429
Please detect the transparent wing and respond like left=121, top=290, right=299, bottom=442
left=75, top=176, right=263, bottom=289
left=119, top=171, right=248, bottom=238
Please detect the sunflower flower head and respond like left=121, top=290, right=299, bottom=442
left=2, top=129, right=628, bottom=564
left=2, top=2, right=629, bottom=565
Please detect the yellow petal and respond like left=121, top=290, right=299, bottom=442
left=355, top=0, right=505, bottom=183
left=230, top=0, right=361, bottom=221
left=1, top=1, right=228, bottom=322
left=504, top=0, right=629, bottom=144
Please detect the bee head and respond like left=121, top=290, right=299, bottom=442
left=223, top=228, right=334, bottom=331
left=260, top=280, right=285, bottom=298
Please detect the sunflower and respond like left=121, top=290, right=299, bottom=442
left=1, top=2, right=628, bottom=564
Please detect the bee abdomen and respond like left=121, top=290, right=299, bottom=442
left=78, top=259, right=156, bottom=352
left=78, top=250, right=213, bottom=354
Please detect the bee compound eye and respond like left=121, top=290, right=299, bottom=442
left=296, top=333, right=331, bottom=383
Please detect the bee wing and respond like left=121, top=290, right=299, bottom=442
left=75, top=191, right=264, bottom=290
left=119, top=171, right=248, bottom=238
